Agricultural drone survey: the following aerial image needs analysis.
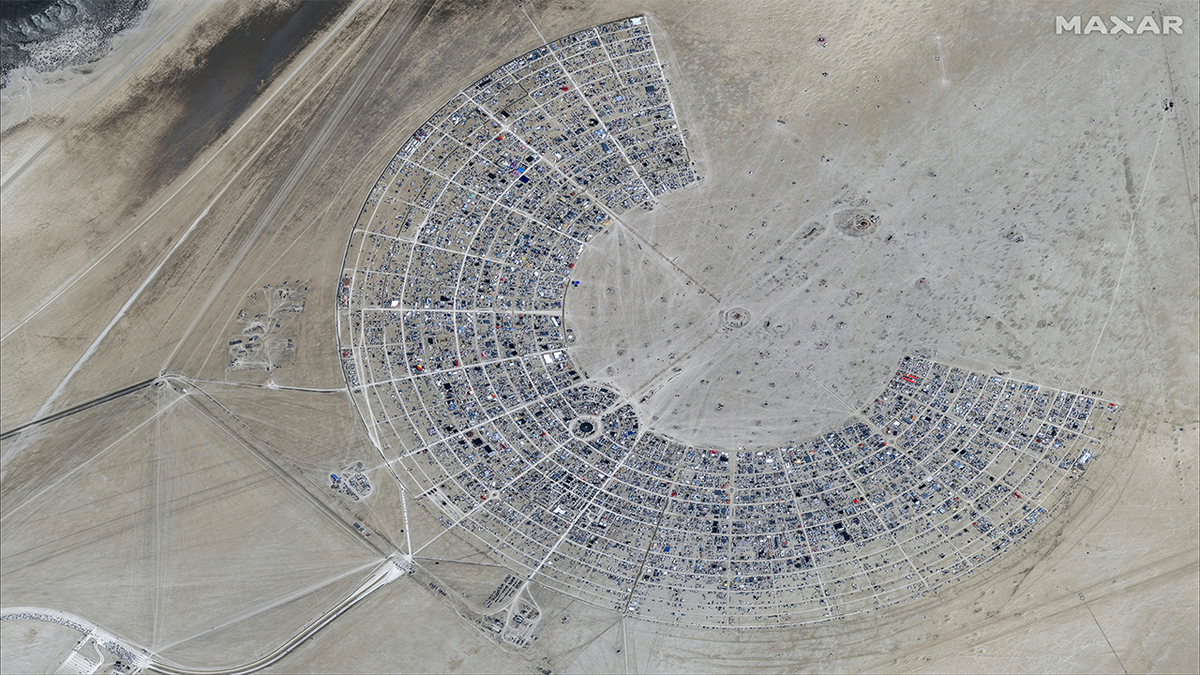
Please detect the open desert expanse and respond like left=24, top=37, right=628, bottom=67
left=2, top=0, right=1197, bottom=673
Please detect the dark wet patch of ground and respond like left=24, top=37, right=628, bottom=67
left=155, top=0, right=351, bottom=176
left=71, top=0, right=351, bottom=216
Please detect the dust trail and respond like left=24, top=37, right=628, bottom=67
left=1081, top=113, right=1168, bottom=385
left=936, top=36, right=948, bottom=85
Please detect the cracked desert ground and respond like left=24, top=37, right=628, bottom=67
left=1, top=1, right=1197, bottom=673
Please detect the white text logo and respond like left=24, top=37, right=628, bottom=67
left=1056, top=16, right=1183, bottom=34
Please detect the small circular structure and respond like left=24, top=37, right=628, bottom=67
left=722, top=307, right=751, bottom=328
left=571, top=416, right=601, bottom=439
left=836, top=209, right=880, bottom=237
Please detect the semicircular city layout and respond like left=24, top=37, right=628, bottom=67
left=338, top=16, right=1123, bottom=629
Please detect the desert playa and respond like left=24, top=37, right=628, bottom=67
left=1, top=1, right=1197, bottom=673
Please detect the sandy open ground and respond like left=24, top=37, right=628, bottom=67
left=2, top=0, right=1197, bottom=673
